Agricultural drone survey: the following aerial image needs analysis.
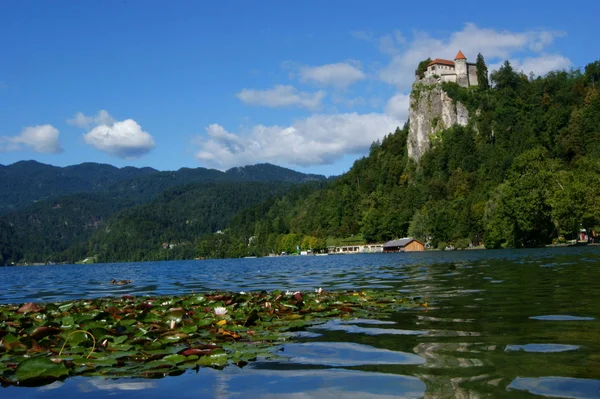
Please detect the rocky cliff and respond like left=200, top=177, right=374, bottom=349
left=408, top=78, right=469, bottom=161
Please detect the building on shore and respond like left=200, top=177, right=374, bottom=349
left=382, top=238, right=425, bottom=252
left=328, top=244, right=384, bottom=254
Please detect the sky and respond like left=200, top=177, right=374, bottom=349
left=0, top=0, right=597, bottom=177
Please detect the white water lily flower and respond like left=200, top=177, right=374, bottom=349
left=214, top=307, right=227, bottom=316
left=239, top=291, right=247, bottom=295
left=315, top=287, right=323, bottom=294
left=285, top=290, right=292, bottom=295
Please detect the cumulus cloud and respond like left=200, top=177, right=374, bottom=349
left=299, top=62, right=366, bottom=88
left=194, top=112, right=402, bottom=169
left=379, top=23, right=569, bottom=89
left=491, top=54, right=572, bottom=77
left=67, top=109, right=115, bottom=128
left=0, top=125, right=63, bottom=153
left=83, top=119, right=155, bottom=159
left=237, top=85, right=325, bottom=109
left=385, top=93, right=411, bottom=121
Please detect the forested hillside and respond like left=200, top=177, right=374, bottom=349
left=70, top=181, right=324, bottom=263
left=0, top=161, right=157, bottom=213
left=0, top=163, right=326, bottom=265
left=3, top=58, right=599, bottom=264
left=196, top=58, right=600, bottom=257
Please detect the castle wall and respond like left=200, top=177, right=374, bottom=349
left=455, top=59, right=468, bottom=87
left=440, top=74, right=457, bottom=83
left=467, top=64, right=479, bottom=86
left=425, top=64, right=455, bottom=78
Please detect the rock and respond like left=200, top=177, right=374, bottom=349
left=407, top=80, right=469, bottom=162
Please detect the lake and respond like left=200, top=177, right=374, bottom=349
left=2, top=247, right=600, bottom=398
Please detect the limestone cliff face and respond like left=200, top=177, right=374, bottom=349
left=408, top=79, right=469, bottom=161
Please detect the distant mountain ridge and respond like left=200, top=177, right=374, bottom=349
left=0, top=160, right=327, bottom=213
left=0, top=160, right=328, bottom=264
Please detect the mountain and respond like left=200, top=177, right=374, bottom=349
left=0, top=160, right=157, bottom=214
left=0, top=162, right=327, bottom=264
left=79, top=181, right=318, bottom=263
left=225, top=163, right=327, bottom=183
left=0, top=161, right=326, bottom=214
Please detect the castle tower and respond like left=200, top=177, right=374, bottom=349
left=454, top=50, right=468, bottom=87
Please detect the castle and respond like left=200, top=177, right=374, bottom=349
left=420, top=51, right=478, bottom=87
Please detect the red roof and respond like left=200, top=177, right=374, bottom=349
left=428, top=58, right=455, bottom=67
left=455, top=50, right=466, bottom=60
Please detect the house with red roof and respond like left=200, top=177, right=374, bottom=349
left=422, top=51, right=479, bottom=87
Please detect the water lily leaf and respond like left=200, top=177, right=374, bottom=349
left=179, top=325, right=198, bottom=334
left=17, top=303, right=43, bottom=314
left=162, top=354, right=186, bottom=364
left=63, top=331, right=90, bottom=347
left=2, top=333, right=19, bottom=344
left=82, top=357, right=117, bottom=367
left=14, top=357, right=68, bottom=381
left=30, top=326, right=62, bottom=341
left=144, top=360, right=175, bottom=370
left=243, top=310, right=259, bottom=327
left=196, top=352, right=227, bottom=367
left=58, top=303, right=74, bottom=312
left=180, top=348, right=214, bottom=357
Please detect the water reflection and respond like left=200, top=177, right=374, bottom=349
left=508, top=377, right=600, bottom=399
left=2, top=247, right=600, bottom=398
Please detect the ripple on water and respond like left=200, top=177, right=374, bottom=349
left=508, top=377, right=600, bottom=399
left=529, top=315, right=595, bottom=321
left=279, top=342, right=425, bottom=366
left=312, top=319, right=427, bottom=336
left=505, top=344, right=580, bottom=353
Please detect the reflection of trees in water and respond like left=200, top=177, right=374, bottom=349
left=413, top=341, right=506, bottom=399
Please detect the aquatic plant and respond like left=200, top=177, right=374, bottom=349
left=0, top=289, right=421, bottom=387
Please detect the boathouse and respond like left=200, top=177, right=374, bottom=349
left=382, top=238, right=425, bottom=252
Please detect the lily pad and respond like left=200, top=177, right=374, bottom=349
left=15, top=357, right=68, bottom=381
left=0, top=289, right=421, bottom=386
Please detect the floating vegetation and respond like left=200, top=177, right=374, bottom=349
left=0, top=289, right=422, bottom=387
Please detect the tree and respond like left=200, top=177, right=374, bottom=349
left=475, top=53, right=490, bottom=89
left=415, top=58, right=432, bottom=79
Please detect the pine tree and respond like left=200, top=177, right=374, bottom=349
left=476, top=53, right=490, bottom=89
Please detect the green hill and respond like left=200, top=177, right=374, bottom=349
left=196, top=58, right=600, bottom=257
left=0, top=163, right=326, bottom=265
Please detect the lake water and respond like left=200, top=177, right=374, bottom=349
left=2, top=247, right=600, bottom=398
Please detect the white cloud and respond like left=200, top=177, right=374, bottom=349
left=68, top=109, right=115, bottom=128
left=385, top=93, right=411, bottom=121
left=0, top=125, right=63, bottom=153
left=83, top=119, right=155, bottom=159
left=299, top=62, right=366, bottom=88
left=379, top=23, right=569, bottom=89
left=194, top=112, right=402, bottom=169
left=237, top=85, right=325, bottom=109
left=491, top=54, right=572, bottom=77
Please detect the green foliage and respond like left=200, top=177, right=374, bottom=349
left=203, top=58, right=600, bottom=256
left=475, top=53, right=490, bottom=89
left=0, top=220, right=22, bottom=265
left=4, top=58, right=600, bottom=262
left=0, top=290, right=422, bottom=386
left=0, top=164, right=326, bottom=264
left=415, top=58, right=432, bottom=79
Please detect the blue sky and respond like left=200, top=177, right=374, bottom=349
left=0, top=0, right=597, bottom=176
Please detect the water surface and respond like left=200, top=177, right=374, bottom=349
left=2, top=247, right=600, bottom=398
